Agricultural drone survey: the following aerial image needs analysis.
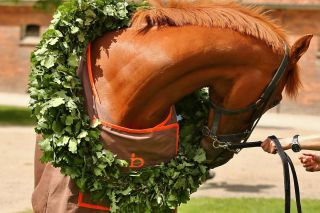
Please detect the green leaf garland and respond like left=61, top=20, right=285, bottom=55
left=29, top=0, right=210, bottom=212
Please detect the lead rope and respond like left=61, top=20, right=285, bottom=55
left=268, top=135, right=302, bottom=213
left=229, top=136, right=302, bottom=213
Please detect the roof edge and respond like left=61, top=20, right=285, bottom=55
left=242, top=2, right=320, bottom=10
left=0, top=1, right=36, bottom=6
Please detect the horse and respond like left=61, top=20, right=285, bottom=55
left=32, top=0, right=312, bottom=212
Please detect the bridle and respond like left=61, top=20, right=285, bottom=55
left=202, top=45, right=290, bottom=153
left=201, top=45, right=302, bottom=213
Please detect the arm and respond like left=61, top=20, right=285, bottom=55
left=300, top=140, right=320, bottom=151
left=261, top=136, right=320, bottom=154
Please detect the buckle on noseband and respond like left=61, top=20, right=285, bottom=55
left=202, top=126, right=240, bottom=153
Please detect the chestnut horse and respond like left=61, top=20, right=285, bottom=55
left=33, top=0, right=312, bottom=212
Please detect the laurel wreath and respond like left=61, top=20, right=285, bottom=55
left=28, top=0, right=210, bottom=212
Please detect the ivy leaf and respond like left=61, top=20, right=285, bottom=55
left=77, top=130, right=88, bottom=139
left=39, top=138, right=52, bottom=152
left=48, top=37, right=59, bottom=45
left=68, top=54, right=79, bottom=67
left=49, top=97, right=65, bottom=107
left=94, top=167, right=103, bottom=176
left=71, top=26, right=79, bottom=34
left=193, top=149, right=206, bottom=163
left=57, top=136, right=70, bottom=146
left=55, top=30, right=63, bottom=37
left=52, top=120, right=63, bottom=133
left=51, top=11, right=61, bottom=24
left=66, top=99, right=77, bottom=110
left=65, top=116, right=74, bottom=125
left=43, top=55, right=56, bottom=68
left=68, top=138, right=78, bottom=153
left=121, top=186, right=132, bottom=195
left=91, top=119, right=101, bottom=128
left=77, top=33, right=85, bottom=42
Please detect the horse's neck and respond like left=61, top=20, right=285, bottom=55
left=91, top=26, right=280, bottom=129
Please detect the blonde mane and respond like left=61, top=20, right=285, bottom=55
left=131, top=0, right=288, bottom=54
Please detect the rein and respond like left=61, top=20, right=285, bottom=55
left=229, top=136, right=302, bottom=213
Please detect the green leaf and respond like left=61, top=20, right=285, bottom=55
left=39, top=138, right=52, bottom=152
left=52, top=120, right=64, bottom=133
left=93, top=167, right=102, bottom=176
left=193, top=149, right=206, bottom=163
left=57, top=136, right=70, bottom=146
left=43, top=55, right=56, bottom=68
left=68, top=54, right=79, bottom=67
left=51, top=11, right=61, bottom=24
left=68, top=138, right=78, bottom=153
left=49, top=97, right=65, bottom=107
left=71, top=26, right=79, bottom=34
left=121, top=186, right=132, bottom=195
left=65, top=116, right=73, bottom=125
left=66, top=99, right=77, bottom=110
left=77, top=33, right=85, bottom=42
left=91, top=119, right=101, bottom=128
left=77, top=130, right=88, bottom=139
left=48, top=37, right=59, bottom=45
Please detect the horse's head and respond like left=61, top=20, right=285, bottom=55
left=201, top=34, right=313, bottom=167
left=90, top=1, right=313, bottom=168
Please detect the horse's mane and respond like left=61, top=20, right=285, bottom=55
left=131, top=0, right=300, bottom=97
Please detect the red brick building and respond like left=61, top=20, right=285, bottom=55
left=0, top=0, right=319, bottom=114
left=0, top=0, right=52, bottom=93
left=242, top=0, right=320, bottom=114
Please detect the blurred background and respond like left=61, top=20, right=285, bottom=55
left=0, top=0, right=319, bottom=213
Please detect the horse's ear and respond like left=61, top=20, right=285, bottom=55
left=290, top=34, right=313, bottom=64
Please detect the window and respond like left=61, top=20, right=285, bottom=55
left=20, top=24, right=41, bottom=46
left=25, top=25, right=40, bottom=37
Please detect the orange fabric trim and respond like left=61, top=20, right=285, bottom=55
left=174, top=123, right=180, bottom=155
left=97, top=107, right=174, bottom=133
left=78, top=192, right=111, bottom=211
left=154, top=107, right=173, bottom=128
left=87, top=43, right=98, bottom=97
left=100, top=119, right=178, bottom=134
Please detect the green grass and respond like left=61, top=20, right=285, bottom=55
left=17, top=210, right=33, bottom=213
left=0, top=105, right=34, bottom=126
left=17, top=198, right=320, bottom=213
left=179, top=197, right=320, bottom=213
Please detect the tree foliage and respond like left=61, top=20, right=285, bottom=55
left=9, top=0, right=63, bottom=12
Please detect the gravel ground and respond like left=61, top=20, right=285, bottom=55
left=1, top=112, right=320, bottom=213
left=0, top=127, right=35, bottom=213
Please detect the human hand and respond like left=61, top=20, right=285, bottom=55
left=261, top=137, right=291, bottom=154
left=299, top=153, right=320, bottom=172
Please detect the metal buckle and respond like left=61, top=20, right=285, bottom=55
left=202, top=126, right=242, bottom=153
left=202, top=126, right=211, bottom=137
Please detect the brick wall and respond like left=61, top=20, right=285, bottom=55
left=0, top=5, right=51, bottom=93
left=0, top=25, right=31, bottom=93
left=266, top=9, right=320, bottom=114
